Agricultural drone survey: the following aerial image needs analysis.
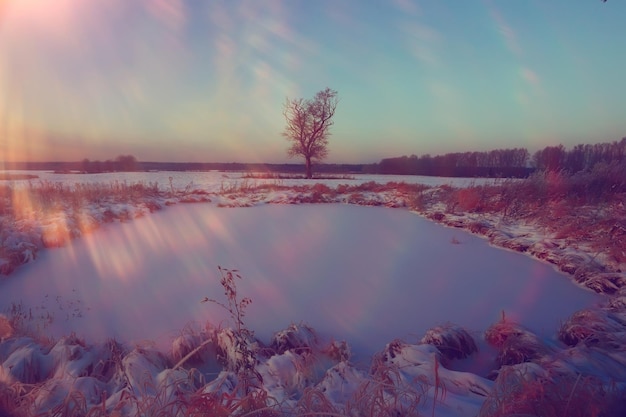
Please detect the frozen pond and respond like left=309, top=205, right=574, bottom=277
left=1, top=203, right=602, bottom=364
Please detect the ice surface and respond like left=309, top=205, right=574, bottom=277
left=0, top=203, right=603, bottom=365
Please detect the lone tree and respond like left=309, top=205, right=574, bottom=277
left=283, top=87, right=339, bottom=179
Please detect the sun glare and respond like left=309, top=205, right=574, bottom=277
left=1, top=4, right=73, bottom=48
left=3, top=0, right=77, bottom=27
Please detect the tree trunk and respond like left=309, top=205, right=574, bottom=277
left=305, top=157, right=312, bottom=179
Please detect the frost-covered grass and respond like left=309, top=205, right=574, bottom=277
left=0, top=180, right=211, bottom=274
left=2, top=310, right=625, bottom=416
left=406, top=166, right=626, bottom=295
left=1, top=169, right=626, bottom=416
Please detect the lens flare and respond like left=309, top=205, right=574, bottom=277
left=1, top=0, right=80, bottom=38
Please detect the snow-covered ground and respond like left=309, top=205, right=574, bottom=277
left=1, top=171, right=624, bottom=416
left=3, top=169, right=500, bottom=192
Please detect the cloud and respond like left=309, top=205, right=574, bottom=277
left=516, top=66, right=544, bottom=108
left=486, top=3, right=522, bottom=57
left=391, top=1, right=443, bottom=67
left=399, top=20, right=443, bottom=66
left=520, top=67, right=540, bottom=87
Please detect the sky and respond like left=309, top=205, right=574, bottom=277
left=1, top=0, right=625, bottom=164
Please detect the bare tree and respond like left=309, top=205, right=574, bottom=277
left=283, top=87, right=338, bottom=178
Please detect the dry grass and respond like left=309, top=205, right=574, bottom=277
left=479, top=364, right=625, bottom=417
left=270, top=323, right=318, bottom=356
left=558, top=308, right=626, bottom=348
left=415, top=168, right=626, bottom=294
left=0, top=180, right=212, bottom=275
left=420, top=323, right=478, bottom=364
left=0, top=315, right=13, bottom=340
left=0, top=315, right=624, bottom=416
left=1, top=181, right=162, bottom=217
left=484, top=316, right=552, bottom=369
left=295, top=387, right=341, bottom=416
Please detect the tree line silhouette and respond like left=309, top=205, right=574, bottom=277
left=532, top=138, right=626, bottom=172
left=80, top=155, right=139, bottom=173
left=375, top=138, right=626, bottom=177
left=377, top=148, right=531, bottom=177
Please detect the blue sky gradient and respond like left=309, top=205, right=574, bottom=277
left=1, top=0, right=624, bottom=163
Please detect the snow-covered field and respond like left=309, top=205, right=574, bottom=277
left=1, top=170, right=624, bottom=416
left=3, top=169, right=500, bottom=192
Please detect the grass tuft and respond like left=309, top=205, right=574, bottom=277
left=420, top=322, right=478, bottom=364
left=479, top=363, right=624, bottom=417
left=484, top=316, right=551, bottom=370
left=270, top=323, right=318, bottom=356
left=558, top=308, right=626, bottom=348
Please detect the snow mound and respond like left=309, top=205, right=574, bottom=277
left=257, top=349, right=317, bottom=404
left=314, top=361, right=366, bottom=405
left=2, top=341, right=53, bottom=384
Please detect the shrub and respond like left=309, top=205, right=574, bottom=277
left=201, top=267, right=261, bottom=390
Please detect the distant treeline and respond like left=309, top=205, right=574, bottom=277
left=1, top=155, right=142, bottom=173
left=2, top=158, right=372, bottom=175
left=377, top=148, right=532, bottom=177
left=3, top=138, right=625, bottom=178
left=532, top=138, right=626, bottom=172
left=139, top=161, right=373, bottom=174
left=376, top=137, right=626, bottom=177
